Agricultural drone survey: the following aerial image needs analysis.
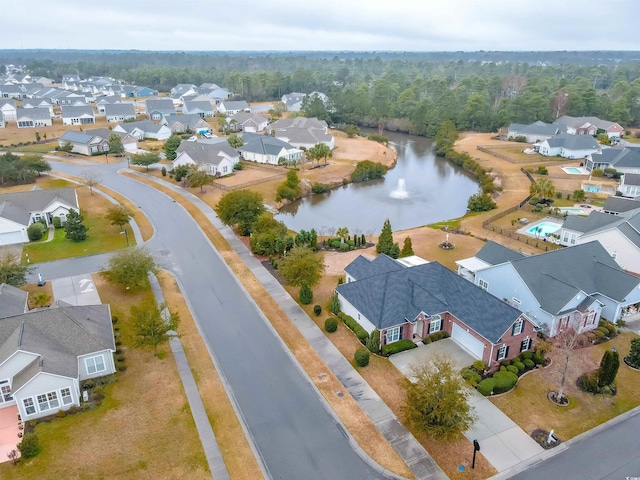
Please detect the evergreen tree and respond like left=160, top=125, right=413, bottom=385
left=163, top=134, right=182, bottom=161
left=299, top=284, right=313, bottom=304
left=64, top=209, right=88, bottom=241
left=376, top=219, right=394, bottom=255
left=598, top=349, right=620, bottom=387
left=108, top=133, right=125, bottom=156
left=627, top=338, right=640, bottom=369
left=329, top=293, right=341, bottom=315
left=400, top=237, right=414, bottom=257
left=366, top=328, right=381, bottom=354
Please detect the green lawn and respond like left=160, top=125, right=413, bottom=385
left=23, top=219, right=135, bottom=264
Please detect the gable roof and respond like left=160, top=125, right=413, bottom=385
left=271, top=117, right=328, bottom=130
left=275, top=127, right=333, bottom=145
left=163, top=114, right=208, bottom=130
left=219, top=100, right=249, bottom=111
left=0, top=188, right=78, bottom=227
left=176, top=141, right=238, bottom=165
left=563, top=210, right=629, bottom=234
left=61, top=105, right=94, bottom=118
left=230, top=112, right=267, bottom=125
left=0, top=284, right=28, bottom=319
left=555, top=115, right=620, bottom=131
left=475, top=240, right=526, bottom=265
left=0, top=305, right=114, bottom=389
left=544, top=134, right=599, bottom=150
left=116, top=120, right=167, bottom=134
left=344, top=254, right=406, bottom=280
left=590, top=147, right=640, bottom=168
left=104, top=103, right=135, bottom=116
left=509, top=241, right=640, bottom=314
left=507, top=121, right=562, bottom=137
left=238, top=136, right=296, bottom=156
left=603, top=196, right=640, bottom=214
left=145, top=98, right=176, bottom=115
left=337, top=258, right=524, bottom=342
left=184, top=101, right=214, bottom=112
left=622, top=173, right=640, bottom=187
left=16, top=108, right=51, bottom=120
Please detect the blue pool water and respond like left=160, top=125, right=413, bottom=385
left=564, top=167, right=582, bottom=174
left=526, top=221, right=561, bottom=237
left=560, top=208, right=585, bottom=214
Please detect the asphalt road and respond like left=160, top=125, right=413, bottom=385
left=43, top=161, right=389, bottom=480
left=510, top=410, right=640, bottom=480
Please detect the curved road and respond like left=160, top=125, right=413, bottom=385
left=43, top=160, right=390, bottom=480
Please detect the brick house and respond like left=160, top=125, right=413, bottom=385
left=336, top=255, right=538, bottom=367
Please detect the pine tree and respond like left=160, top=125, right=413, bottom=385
left=299, top=284, right=313, bottom=304
left=64, top=209, right=88, bottom=241
left=376, top=219, right=394, bottom=255
left=598, top=349, right=620, bottom=387
left=366, top=328, right=381, bottom=354
left=400, top=237, right=414, bottom=257
left=329, top=293, right=341, bottom=314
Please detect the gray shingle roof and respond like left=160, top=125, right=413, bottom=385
left=271, top=117, right=328, bottom=130
left=555, top=115, right=620, bottom=131
left=0, top=283, right=28, bottom=319
left=220, top=100, right=249, bottom=111
left=275, top=127, right=332, bottom=145
left=60, top=130, right=95, bottom=144
left=176, top=142, right=238, bottom=165
left=146, top=98, right=176, bottom=115
left=509, top=241, right=639, bottom=315
left=61, top=105, right=94, bottom=118
left=603, top=196, right=640, bottom=214
left=344, top=254, right=405, bottom=280
left=164, top=114, right=208, bottom=130
left=238, top=136, right=296, bottom=156
left=16, top=107, right=51, bottom=121
left=545, top=134, right=599, bottom=150
left=117, top=120, right=165, bottom=134
left=0, top=200, right=30, bottom=225
left=475, top=240, right=526, bottom=265
left=507, top=121, right=561, bottom=137
left=336, top=259, right=524, bottom=343
left=0, top=304, right=115, bottom=390
left=184, top=101, right=214, bottom=112
left=0, top=188, right=78, bottom=227
left=590, top=147, right=640, bottom=168
left=104, top=103, right=135, bottom=116
left=617, top=222, right=640, bottom=249
left=84, top=128, right=133, bottom=143
left=623, top=173, right=640, bottom=186
left=562, top=211, right=620, bottom=233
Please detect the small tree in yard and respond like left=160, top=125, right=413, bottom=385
left=103, top=247, right=157, bottom=291
left=227, top=134, right=243, bottom=148
left=215, top=189, right=266, bottom=236
left=598, top=349, right=620, bottom=387
left=366, top=328, right=381, bottom=354
left=553, top=317, right=585, bottom=403
left=80, top=170, right=101, bottom=196
left=18, top=432, right=41, bottom=459
left=400, top=237, right=414, bottom=257
left=59, top=140, right=74, bottom=153
left=130, top=152, right=160, bottom=170
left=105, top=204, right=133, bottom=230
left=64, top=208, right=88, bottom=241
left=329, top=293, right=340, bottom=315
left=572, top=189, right=586, bottom=202
left=277, top=246, right=324, bottom=288
left=108, top=133, right=125, bottom=156
left=185, top=167, right=214, bottom=192
left=164, top=134, right=182, bottom=161
left=376, top=219, right=395, bottom=255
left=132, top=301, right=180, bottom=356
left=299, top=284, right=313, bottom=304
left=0, top=252, right=32, bottom=286
left=404, top=356, right=476, bottom=441
left=626, top=338, right=640, bottom=369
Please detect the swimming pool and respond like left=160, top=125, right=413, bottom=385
left=560, top=208, right=586, bottom=215
left=526, top=221, right=562, bottom=237
left=561, top=166, right=586, bottom=175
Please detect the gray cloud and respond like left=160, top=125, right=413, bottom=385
left=3, top=0, right=638, bottom=51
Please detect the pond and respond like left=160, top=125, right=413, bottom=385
left=274, top=130, right=479, bottom=234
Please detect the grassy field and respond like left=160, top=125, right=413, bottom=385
left=0, top=277, right=209, bottom=480
left=0, top=143, right=58, bottom=154
left=491, top=331, right=640, bottom=440
left=23, top=184, right=136, bottom=263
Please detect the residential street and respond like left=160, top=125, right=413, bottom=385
left=508, top=408, right=640, bottom=480
left=39, top=160, right=391, bottom=480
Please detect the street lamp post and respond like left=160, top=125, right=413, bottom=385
left=127, top=156, right=130, bottom=167
left=120, top=228, right=129, bottom=246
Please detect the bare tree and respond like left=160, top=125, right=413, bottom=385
left=326, top=226, right=337, bottom=238
left=552, top=90, right=570, bottom=120
left=352, top=227, right=363, bottom=238
left=317, top=226, right=328, bottom=244
left=501, top=74, right=527, bottom=98
left=554, top=315, right=587, bottom=402
left=80, top=170, right=102, bottom=196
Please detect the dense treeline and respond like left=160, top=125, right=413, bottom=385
left=12, top=52, right=640, bottom=132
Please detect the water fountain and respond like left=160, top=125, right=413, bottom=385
left=390, top=178, right=409, bottom=199
left=438, top=232, right=456, bottom=250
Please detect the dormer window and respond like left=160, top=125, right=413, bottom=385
left=512, top=318, right=524, bottom=336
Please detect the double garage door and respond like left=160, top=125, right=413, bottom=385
left=0, top=231, right=25, bottom=246
left=451, top=323, right=485, bottom=359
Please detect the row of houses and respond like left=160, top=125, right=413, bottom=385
left=507, top=115, right=624, bottom=143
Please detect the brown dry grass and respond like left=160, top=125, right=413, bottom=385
left=122, top=171, right=414, bottom=479
left=491, top=331, right=640, bottom=440
left=0, top=116, right=115, bottom=146
left=156, top=270, right=264, bottom=480
left=0, top=277, right=209, bottom=480
left=20, top=281, right=54, bottom=309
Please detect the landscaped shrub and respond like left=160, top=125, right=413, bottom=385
left=472, top=360, right=486, bottom=372
left=477, top=378, right=496, bottom=396
left=513, top=361, right=525, bottom=373
left=311, top=182, right=331, bottom=194
left=492, top=371, right=518, bottom=394
left=426, top=331, right=450, bottom=343
left=523, top=359, right=535, bottom=370
left=161, top=167, right=167, bottom=176
left=18, top=432, right=41, bottom=459
left=599, top=320, right=617, bottom=337
left=597, top=326, right=610, bottom=336
left=578, top=370, right=600, bottom=393
left=299, top=285, right=313, bottom=305
left=462, top=369, right=482, bottom=386
left=626, top=338, right=640, bottom=369
left=354, top=348, right=370, bottom=367
left=27, top=222, right=46, bottom=241
left=593, top=329, right=605, bottom=339
left=381, top=339, right=416, bottom=356
left=340, top=314, right=369, bottom=343
left=500, top=359, right=512, bottom=367
left=520, top=352, right=533, bottom=361
left=366, top=328, right=381, bottom=354
left=52, top=216, right=62, bottom=229
left=506, top=365, right=519, bottom=375
left=313, top=305, right=322, bottom=316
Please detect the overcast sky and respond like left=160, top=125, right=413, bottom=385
left=3, top=0, right=638, bottom=51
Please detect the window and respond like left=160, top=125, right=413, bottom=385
left=85, top=355, right=106, bottom=375
left=23, top=398, right=35, bottom=415
left=223, top=166, right=228, bottom=173
left=37, top=391, right=60, bottom=412
left=61, top=388, right=73, bottom=405
left=520, top=337, right=532, bottom=352
left=0, top=380, right=11, bottom=403
left=47, top=391, right=59, bottom=409
left=385, top=326, right=401, bottom=344
left=478, top=279, right=489, bottom=291
left=496, top=345, right=508, bottom=361
left=428, top=315, right=442, bottom=334
left=512, top=318, right=524, bottom=335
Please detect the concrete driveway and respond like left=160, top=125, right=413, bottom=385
left=389, top=338, right=475, bottom=378
left=51, top=274, right=102, bottom=306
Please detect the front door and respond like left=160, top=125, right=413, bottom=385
left=412, top=321, right=423, bottom=338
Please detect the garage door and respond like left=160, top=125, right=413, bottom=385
left=0, top=231, right=25, bottom=246
left=451, top=324, right=485, bottom=359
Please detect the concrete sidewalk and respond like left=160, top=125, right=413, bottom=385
left=131, top=171, right=447, bottom=480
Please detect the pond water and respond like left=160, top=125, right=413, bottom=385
left=275, top=130, right=479, bottom=233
